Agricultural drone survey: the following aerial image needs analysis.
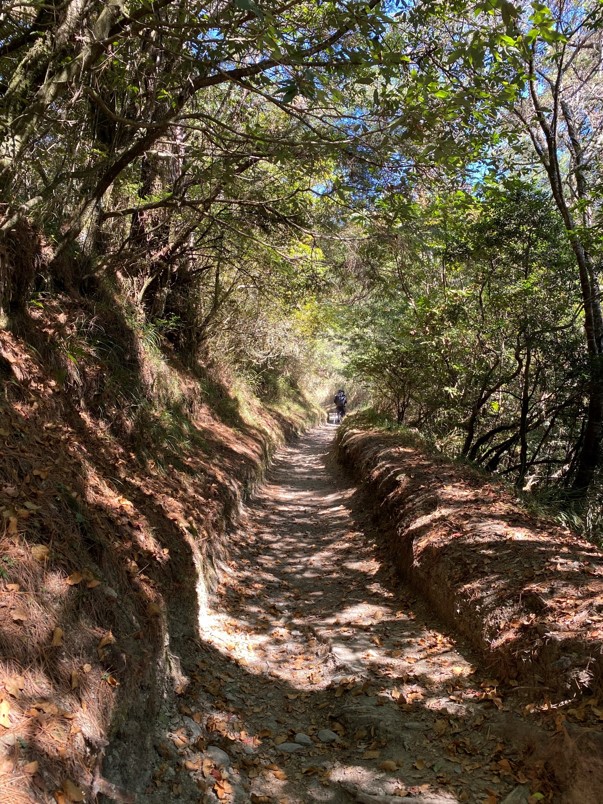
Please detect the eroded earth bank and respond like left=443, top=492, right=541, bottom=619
left=131, top=425, right=602, bottom=804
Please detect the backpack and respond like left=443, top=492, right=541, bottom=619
left=334, top=391, right=346, bottom=406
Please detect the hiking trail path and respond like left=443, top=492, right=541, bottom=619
left=150, top=426, right=542, bottom=803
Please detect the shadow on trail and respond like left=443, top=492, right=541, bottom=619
left=180, top=425, right=552, bottom=803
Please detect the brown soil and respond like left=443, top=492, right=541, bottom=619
left=336, top=427, right=603, bottom=703
left=136, top=426, right=601, bottom=804
left=0, top=306, right=310, bottom=804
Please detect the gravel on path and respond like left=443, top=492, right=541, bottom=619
left=146, top=425, right=556, bottom=803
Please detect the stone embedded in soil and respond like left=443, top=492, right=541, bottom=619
left=182, top=716, right=204, bottom=741
left=278, top=742, right=303, bottom=753
left=294, top=732, right=313, bottom=745
left=317, top=728, right=339, bottom=743
left=205, top=745, right=231, bottom=767
left=403, top=721, right=427, bottom=730
left=500, top=786, right=532, bottom=804
left=339, top=700, right=413, bottom=741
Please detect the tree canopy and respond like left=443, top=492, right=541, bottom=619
left=3, top=0, right=603, bottom=517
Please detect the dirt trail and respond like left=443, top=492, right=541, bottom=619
left=150, top=426, right=549, bottom=803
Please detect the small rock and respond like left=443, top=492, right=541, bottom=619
left=317, top=729, right=339, bottom=743
left=403, top=721, right=427, bottom=731
left=501, top=786, right=531, bottom=804
left=183, top=716, right=204, bottom=741
left=294, top=733, right=313, bottom=746
left=206, top=745, right=231, bottom=767
left=155, top=740, right=178, bottom=760
left=231, top=783, right=250, bottom=802
left=278, top=742, right=303, bottom=753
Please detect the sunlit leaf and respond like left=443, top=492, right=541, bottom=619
left=62, top=779, right=86, bottom=802
left=51, top=627, right=64, bottom=646
left=31, top=544, right=50, bottom=561
left=0, top=699, right=11, bottom=728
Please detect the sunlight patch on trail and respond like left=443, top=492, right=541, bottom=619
left=193, top=427, right=533, bottom=802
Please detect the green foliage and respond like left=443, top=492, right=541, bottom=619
left=335, top=180, right=586, bottom=489
left=3, top=0, right=603, bottom=512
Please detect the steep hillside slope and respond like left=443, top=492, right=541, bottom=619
left=0, top=291, right=318, bottom=803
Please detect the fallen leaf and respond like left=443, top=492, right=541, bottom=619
left=6, top=583, right=20, bottom=592
left=103, top=675, right=119, bottom=687
left=51, top=627, right=64, bottom=647
left=11, top=608, right=28, bottom=623
left=31, top=544, right=50, bottom=561
left=34, top=700, right=59, bottom=715
left=214, top=778, right=233, bottom=800
left=0, top=699, right=11, bottom=728
left=272, top=769, right=287, bottom=780
left=414, top=759, right=426, bottom=770
left=66, top=572, right=84, bottom=586
left=5, top=676, right=25, bottom=697
left=86, top=579, right=101, bottom=589
left=71, top=671, right=79, bottom=690
left=24, top=761, right=39, bottom=774
left=82, top=663, right=92, bottom=673
left=258, top=728, right=273, bottom=738
left=379, top=760, right=398, bottom=771
left=8, top=516, right=18, bottom=535
left=62, top=779, right=86, bottom=802
left=98, top=632, right=115, bottom=650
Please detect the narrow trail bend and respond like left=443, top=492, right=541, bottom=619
left=164, top=427, right=542, bottom=803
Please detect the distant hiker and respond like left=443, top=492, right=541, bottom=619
left=334, top=389, right=347, bottom=422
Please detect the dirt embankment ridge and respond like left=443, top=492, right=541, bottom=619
left=337, top=424, right=603, bottom=704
